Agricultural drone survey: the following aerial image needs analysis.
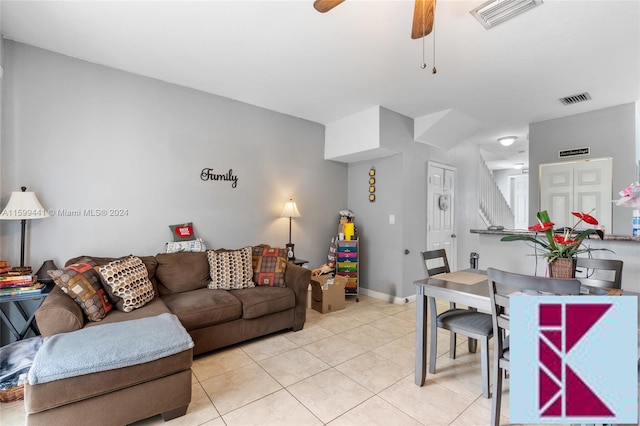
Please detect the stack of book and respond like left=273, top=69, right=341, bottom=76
left=0, top=262, right=44, bottom=297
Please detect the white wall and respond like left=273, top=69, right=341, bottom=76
left=493, top=168, right=525, bottom=204
left=1, top=41, right=347, bottom=271
left=529, top=103, right=637, bottom=235
left=451, top=139, right=486, bottom=270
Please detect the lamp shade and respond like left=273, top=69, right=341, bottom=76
left=0, top=188, right=50, bottom=220
left=280, top=199, right=301, bottom=218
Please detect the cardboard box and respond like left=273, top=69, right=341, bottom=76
left=310, top=275, right=346, bottom=313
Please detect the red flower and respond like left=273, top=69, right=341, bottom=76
left=571, top=211, right=598, bottom=225
left=553, top=234, right=577, bottom=245
left=529, top=222, right=554, bottom=232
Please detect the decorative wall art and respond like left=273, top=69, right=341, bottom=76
left=200, top=168, right=238, bottom=188
left=369, top=166, right=376, bottom=202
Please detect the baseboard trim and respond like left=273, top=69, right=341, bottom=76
left=357, top=288, right=416, bottom=305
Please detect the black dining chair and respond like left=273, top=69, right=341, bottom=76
left=421, top=249, right=494, bottom=398
left=575, top=257, right=623, bottom=289
left=486, top=268, right=582, bottom=426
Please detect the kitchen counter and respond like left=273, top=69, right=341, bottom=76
left=471, top=228, right=640, bottom=242
left=470, top=229, right=640, bottom=292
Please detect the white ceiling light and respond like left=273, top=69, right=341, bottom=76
left=470, top=0, right=543, bottom=30
left=513, top=163, right=524, bottom=170
left=498, top=136, right=517, bottom=146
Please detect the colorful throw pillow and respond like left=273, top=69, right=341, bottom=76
left=207, top=247, right=255, bottom=290
left=96, top=256, right=155, bottom=312
left=169, top=222, right=196, bottom=242
left=252, top=245, right=288, bottom=287
left=48, top=258, right=113, bottom=322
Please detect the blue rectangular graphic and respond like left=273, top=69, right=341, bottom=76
left=510, top=296, right=638, bottom=424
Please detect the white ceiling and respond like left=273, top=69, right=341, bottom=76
left=2, top=0, right=639, bottom=170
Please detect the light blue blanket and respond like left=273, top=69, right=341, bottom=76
left=28, top=313, right=194, bottom=384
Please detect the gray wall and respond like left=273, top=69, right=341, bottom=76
left=1, top=40, right=347, bottom=274
left=529, top=103, right=637, bottom=235
left=348, top=154, right=403, bottom=299
left=345, top=108, right=452, bottom=301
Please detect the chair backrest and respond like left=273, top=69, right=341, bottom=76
left=421, top=249, right=450, bottom=277
left=486, top=268, right=582, bottom=361
left=575, top=257, right=623, bottom=289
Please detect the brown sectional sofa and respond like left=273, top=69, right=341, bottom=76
left=25, top=250, right=311, bottom=425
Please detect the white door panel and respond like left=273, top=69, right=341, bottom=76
left=511, top=175, right=529, bottom=229
left=540, top=158, right=612, bottom=230
left=427, top=162, right=456, bottom=269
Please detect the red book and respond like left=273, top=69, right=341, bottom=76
left=0, top=277, right=36, bottom=287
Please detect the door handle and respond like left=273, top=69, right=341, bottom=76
left=451, top=234, right=457, bottom=238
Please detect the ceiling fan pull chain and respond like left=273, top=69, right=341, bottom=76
left=421, top=36, right=427, bottom=69
left=432, top=21, right=437, bottom=74
left=421, top=2, right=427, bottom=69
left=431, top=0, right=437, bottom=74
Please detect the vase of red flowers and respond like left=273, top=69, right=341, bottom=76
left=501, top=209, right=611, bottom=278
left=548, top=257, right=576, bottom=278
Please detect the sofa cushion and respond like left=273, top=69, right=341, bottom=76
left=155, top=252, right=210, bottom=295
left=97, top=256, right=155, bottom=312
left=251, top=245, right=288, bottom=287
left=84, top=297, right=172, bottom=329
left=25, top=349, right=192, bottom=415
left=207, top=248, right=255, bottom=290
left=231, top=286, right=295, bottom=320
left=162, top=288, right=242, bottom=330
left=48, top=259, right=113, bottom=322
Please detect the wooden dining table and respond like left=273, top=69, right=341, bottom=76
left=414, top=269, right=640, bottom=387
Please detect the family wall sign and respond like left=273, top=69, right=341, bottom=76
left=200, top=168, right=239, bottom=188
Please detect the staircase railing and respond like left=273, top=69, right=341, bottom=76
left=479, top=161, right=515, bottom=228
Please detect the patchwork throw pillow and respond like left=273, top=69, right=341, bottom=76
left=48, top=258, right=113, bottom=322
left=169, top=222, right=196, bottom=242
left=97, top=256, right=155, bottom=312
left=207, top=247, right=255, bottom=290
left=252, top=245, right=288, bottom=287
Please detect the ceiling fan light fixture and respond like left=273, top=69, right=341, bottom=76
left=470, top=0, right=543, bottom=29
left=498, top=136, right=517, bottom=146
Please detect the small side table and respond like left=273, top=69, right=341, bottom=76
left=290, top=259, right=309, bottom=268
left=0, top=283, right=53, bottom=341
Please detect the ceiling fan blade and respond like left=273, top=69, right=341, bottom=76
left=313, top=0, right=346, bottom=13
left=411, top=0, right=436, bottom=39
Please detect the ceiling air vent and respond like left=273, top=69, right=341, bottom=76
left=470, top=0, right=543, bottom=29
left=559, top=92, right=592, bottom=106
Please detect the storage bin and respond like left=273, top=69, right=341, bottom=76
left=337, top=262, right=357, bottom=272
left=338, top=272, right=357, bottom=278
left=337, top=252, right=357, bottom=260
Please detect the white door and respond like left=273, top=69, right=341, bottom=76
left=540, top=158, right=612, bottom=230
left=510, top=175, right=529, bottom=229
left=427, top=162, right=456, bottom=269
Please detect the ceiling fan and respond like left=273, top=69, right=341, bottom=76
left=313, top=0, right=436, bottom=40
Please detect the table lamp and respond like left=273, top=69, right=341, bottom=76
left=0, top=186, right=50, bottom=267
left=280, top=199, right=301, bottom=260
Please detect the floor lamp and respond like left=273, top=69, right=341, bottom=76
left=0, top=186, right=50, bottom=268
left=280, top=199, right=301, bottom=260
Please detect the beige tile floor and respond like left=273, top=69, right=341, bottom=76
left=0, top=295, right=629, bottom=425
